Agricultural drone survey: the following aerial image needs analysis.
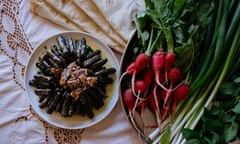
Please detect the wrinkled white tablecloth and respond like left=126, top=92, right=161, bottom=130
left=0, top=0, right=146, bottom=143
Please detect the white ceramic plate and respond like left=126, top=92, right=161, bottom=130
left=25, top=31, right=119, bottom=129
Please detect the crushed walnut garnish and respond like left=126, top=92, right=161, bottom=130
left=59, top=62, right=98, bottom=100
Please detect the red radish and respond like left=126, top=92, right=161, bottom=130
left=134, top=53, right=149, bottom=72
left=135, top=80, right=147, bottom=94
left=123, top=88, right=136, bottom=113
left=126, top=62, right=136, bottom=75
left=118, top=62, right=136, bottom=90
left=149, top=86, right=161, bottom=112
left=119, top=53, right=149, bottom=96
left=136, top=98, right=148, bottom=129
left=119, top=53, right=149, bottom=132
left=136, top=98, right=148, bottom=112
left=122, top=53, right=149, bottom=77
left=123, top=88, right=143, bottom=135
left=165, top=52, right=176, bottom=81
left=163, top=67, right=182, bottom=105
left=174, top=83, right=190, bottom=101
left=171, top=83, right=190, bottom=121
left=154, top=71, right=165, bottom=85
left=168, top=67, right=182, bottom=84
left=152, top=51, right=165, bottom=71
left=131, top=53, right=149, bottom=96
left=161, top=88, right=168, bottom=101
left=132, top=80, right=147, bottom=116
left=161, top=99, right=171, bottom=121
left=142, top=68, right=154, bottom=100
left=143, top=68, right=154, bottom=88
left=123, top=88, right=137, bottom=130
left=148, top=86, right=162, bottom=128
left=161, top=89, right=172, bottom=121
left=152, top=51, right=168, bottom=91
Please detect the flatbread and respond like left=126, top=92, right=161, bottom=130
left=92, top=0, right=146, bottom=41
left=73, top=0, right=126, bottom=45
left=30, top=0, right=124, bottom=53
left=30, top=0, right=80, bottom=30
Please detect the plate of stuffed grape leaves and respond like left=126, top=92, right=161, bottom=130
left=24, top=31, right=119, bottom=129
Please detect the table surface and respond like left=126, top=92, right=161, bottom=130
left=0, top=0, right=146, bottom=143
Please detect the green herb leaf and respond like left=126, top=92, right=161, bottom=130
left=205, top=118, right=223, bottom=131
left=220, top=82, right=238, bottom=96
left=219, top=111, right=231, bottom=123
left=185, top=139, right=201, bottom=144
left=173, top=0, right=185, bottom=18
left=224, top=122, right=238, bottom=142
left=142, top=31, right=150, bottom=42
left=209, top=105, right=222, bottom=115
left=211, top=131, right=220, bottom=144
left=233, top=77, right=240, bottom=83
left=232, top=102, right=240, bottom=114
left=182, top=128, right=200, bottom=139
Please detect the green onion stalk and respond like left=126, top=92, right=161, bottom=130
left=174, top=24, right=240, bottom=144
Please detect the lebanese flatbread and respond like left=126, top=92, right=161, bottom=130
left=92, top=0, right=146, bottom=41
left=30, top=0, right=124, bottom=53
left=73, top=0, right=126, bottom=45
left=30, top=0, right=80, bottom=30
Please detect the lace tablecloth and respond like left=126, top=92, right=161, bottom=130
left=0, top=0, right=145, bottom=143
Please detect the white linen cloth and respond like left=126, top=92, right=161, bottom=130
left=0, top=0, right=146, bottom=143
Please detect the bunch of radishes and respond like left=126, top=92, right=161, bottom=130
left=121, top=50, right=190, bottom=131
